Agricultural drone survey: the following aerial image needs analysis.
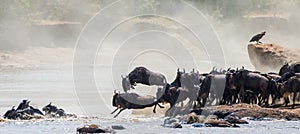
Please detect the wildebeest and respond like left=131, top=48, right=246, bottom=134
left=3, top=100, right=44, bottom=119
left=42, top=102, right=66, bottom=117
left=279, top=62, right=300, bottom=76
left=232, top=69, right=271, bottom=106
left=121, top=75, right=131, bottom=93
left=3, top=106, right=22, bottom=119
left=197, top=73, right=232, bottom=107
left=249, top=31, right=266, bottom=44
left=280, top=75, right=300, bottom=108
left=177, top=69, right=203, bottom=107
left=111, top=91, right=164, bottom=118
left=122, top=67, right=167, bottom=92
left=15, top=100, right=44, bottom=116
left=156, top=84, right=190, bottom=112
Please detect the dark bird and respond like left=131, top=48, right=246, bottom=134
left=249, top=31, right=266, bottom=44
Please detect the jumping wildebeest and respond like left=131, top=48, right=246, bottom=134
left=111, top=91, right=164, bottom=118
left=122, top=67, right=167, bottom=92
left=42, top=102, right=66, bottom=117
left=280, top=75, right=300, bottom=108
left=249, top=31, right=266, bottom=44
left=129, top=66, right=166, bottom=86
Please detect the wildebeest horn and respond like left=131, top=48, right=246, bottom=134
left=227, top=67, right=231, bottom=71
left=183, top=68, right=185, bottom=73
left=192, top=68, right=195, bottom=73
left=121, top=75, right=124, bottom=78
left=177, top=68, right=179, bottom=72
left=12, top=106, right=15, bottom=109
left=242, top=66, right=244, bottom=70
left=114, top=90, right=117, bottom=94
left=49, top=102, right=52, bottom=105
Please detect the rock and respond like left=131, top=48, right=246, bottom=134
left=111, top=125, right=125, bottom=130
left=213, top=111, right=233, bottom=119
left=0, top=118, right=6, bottom=122
left=192, top=123, right=205, bottom=128
left=186, top=112, right=200, bottom=124
left=204, top=119, right=232, bottom=127
left=248, top=43, right=300, bottom=72
left=162, top=117, right=182, bottom=128
left=77, top=124, right=115, bottom=134
left=225, top=115, right=248, bottom=124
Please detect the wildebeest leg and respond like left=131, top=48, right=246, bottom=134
left=292, top=92, right=297, bottom=108
left=114, top=108, right=126, bottom=118
left=157, top=103, right=164, bottom=108
left=153, top=104, right=157, bottom=113
left=111, top=108, right=118, bottom=114
left=284, top=97, right=290, bottom=107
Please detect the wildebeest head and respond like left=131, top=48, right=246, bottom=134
left=112, top=90, right=120, bottom=107
left=3, top=106, right=16, bottom=119
left=121, top=75, right=131, bottom=92
left=16, top=99, right=30, bottom=110
left=226, top=73, right=236, bottom=90
left=180, top=69, right=200, bottom=88
left=279, top=62, right=290, bottom=76
left=42, top=102, right=57, bottom=114
left=170, top=69, right=184, bottom=87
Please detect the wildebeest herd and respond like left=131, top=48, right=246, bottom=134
left=2, top=100, right=75, bottom=120
left=112, top=63, right=300, bottom=117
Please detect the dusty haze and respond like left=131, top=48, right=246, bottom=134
left=0, top=0, right=300, bottom=115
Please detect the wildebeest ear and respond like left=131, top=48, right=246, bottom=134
left=192, top=68, right=195, bottom=73
left=12, top=106, right=15, bottom=109
left=177, top=68, right=179, bottom=72
left=49, top=102, right=52, bottom=105
left=183, top=68, right=185, bottom=73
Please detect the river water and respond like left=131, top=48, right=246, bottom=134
left=0, top=47, right=298, bottom=133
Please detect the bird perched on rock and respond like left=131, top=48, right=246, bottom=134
left=249, top=31, right=266, bottom=44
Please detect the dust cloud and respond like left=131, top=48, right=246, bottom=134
left=1, top=0, right=299, bottom=71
